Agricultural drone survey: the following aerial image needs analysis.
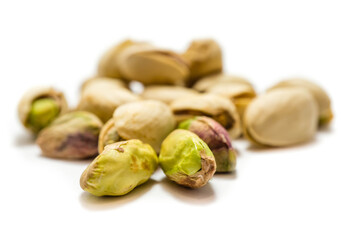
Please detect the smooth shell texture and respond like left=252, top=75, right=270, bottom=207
left=18, top=86, right=68, bottom=133
left=117, top=43, right=189, bottom=85
left=268, top=78, right=333, bottom=125
left=178, top=116, right=236, bottom=172
left=193, top=73, right=253, bottom=92
left=141, top=85, right=199, bottom=104
left=243, top=88, right=318, bottom=147
left=80, top=140, right=158, bottom=196
left=182, top=39, right=223, bottom=85
left=36, top=111, right=103, bottom=159
left=77, top=77, right=140, bottom=122
left=170, top=94, right=241, bottom=138
left=159, top=129, right=216, bottom=188
left=97, top=39, right=137, bottom=79
left=113, top=100, right=176, bottom=153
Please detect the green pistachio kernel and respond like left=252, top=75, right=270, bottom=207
left=28, top=98, right=60, bottom=132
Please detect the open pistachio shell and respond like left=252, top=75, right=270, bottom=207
left=193, top=73, right=253, bottom=92
left=80, top=76, right=127, bottom=92
left=178, top=116, right=236, bottom=172
left=243, top=88, right=318, bottom=147
left=268, top=78, right=333, bottom=126
left=141, top=85, right=199, bottom=104
left=77, top=77, right=140, bottom=123
left=182, top=39, right=223, bottom=85
left=98, top=118, right=124, bottom=154
left=113, top=100, right=176, bottom=153
left=97, top=39, right=137, bottom=79
left=80, top=140, right=158, bottom=196
left=159, top=129, right=216, bottom=188
left=36, top=111, right=103, bottom=159
left=116, top=43, right=189, bottom=85
left=170, top=93, right=241, bottom=138
left=18, top=86, right=68, bottom=134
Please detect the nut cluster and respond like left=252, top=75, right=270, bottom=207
left=17, top=38, right=333, bottom=197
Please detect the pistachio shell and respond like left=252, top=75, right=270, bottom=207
left=243, top=88, right=318, bottom=147
left=116, top=43, right=189, bottom=85
left=141, top=85, right=199, bottom=104
left=170, top=93, right=241, bottom=138
left=98, top=118, right=124, bottom=153
left=113, top=100, right=176, bottom=152
left=80, top=140, right=158, bottom=196
left=77, top=77, right=140, bottom=122
left=80, top=76, right=127, bottom=92
left=97, top=39, right=137, bottom=79
left=178, top=116, right=236, bottom=172
left=268, top=78, right=333, bottom=126
left=159, top=129, right=216, bottom=188
left=193, top=73, right=253, bottom=92
left=182, top=39, right=223, bottom=85
left=36, top=111, right=103, bottom=159
left=18, top=86, right=68, bottom=133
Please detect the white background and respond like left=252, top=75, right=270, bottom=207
left=1, top=0, right=359, bottom=239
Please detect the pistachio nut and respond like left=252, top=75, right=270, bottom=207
left=159, top=129, right=216, bottom=188
left=170, top=93, right=241, bottom=138
left=193, top=73, right=253, bottom=92
left=18, top=86, right=68, bottom=134
left=178, top=116, right=236, bottom=172
left=113, top=100, right=176, bottom=152
left=98, top=118, right=124, bottom=153
left=77, top=77, right=140, bottom=122
left=80, top=76, right=126, bottom=92
left=243, top=88, right=318, bottom=147
left=141, top=85, right=199, bottom=105
left=268, top=78, right=333, bottom=126
left=182, top=39, right=223, bottom=85
left=36, top=111, right=103, bottom=159
left=116, top=42, right=189, bottom=85
left=80, top=140, right=158, bottom=196
left=97, top=39, right=137, bottom=79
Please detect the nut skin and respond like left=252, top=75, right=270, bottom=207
left=80, top=140, right=158, bottom=196
left=178, top=116, right=236, bottom=172
left=243, top=88, right=318, bottom=147
left=182, top=39, right=223, bottom=86
left=98, top=118, right=124, bottom=153
left=159, top=129, right=216, bottom=188
left=113, top=100, right=176, bottom=153
left=77, top=77, right=140, bottom=123
left=268, top=78, right=333, bottom=126
left=36, top=111, right=103, bottom=159
left=170, top=93, right=242, bottom=139
left=18, top=86, right=68, bottom=134
left=116, top=42, right=190, bottom=86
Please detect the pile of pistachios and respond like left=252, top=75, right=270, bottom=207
left=17, top=39, right=333, bottom=197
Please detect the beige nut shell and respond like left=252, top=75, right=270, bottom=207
left=77, top=77, right=140, bottom=123
left=18, top=86, right=68, bottom=130
left=268, top=78, right=333, bottom=125
left=243, top=88, right=319, bottom=147
left=193, top=73, right=253, bottom=92
left=141, top=85, right=199, bottom=104
left=116, top=43, right=189, bottom=85
left=113, top=100, right=176, bottom=152
left=170, top=94, right=241, bottom=138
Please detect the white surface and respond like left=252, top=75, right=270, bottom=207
left=1, top=1, right=360, bottom=239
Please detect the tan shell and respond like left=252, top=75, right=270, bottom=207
left=193, top=73, right=253, bottom=92
left=243, top=88, right=318, bottom=147
left=113, top=100, right=176, bottom=152
left=141, top=85, right=199, bottom=104
left=116, top=43, right=189, bottom=85
left=80, top=76, right=127, bottom=92
left=77, top=77, right=140, bottom=123
left=170, top=93, right=241, bottom=138
left=18, top=86, right=68, bottom=131
left=268, top=78, right=333, bottom=125
left=182, top=39, right=223, bottom=85
left=97, top=39, right=137, bottom=79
